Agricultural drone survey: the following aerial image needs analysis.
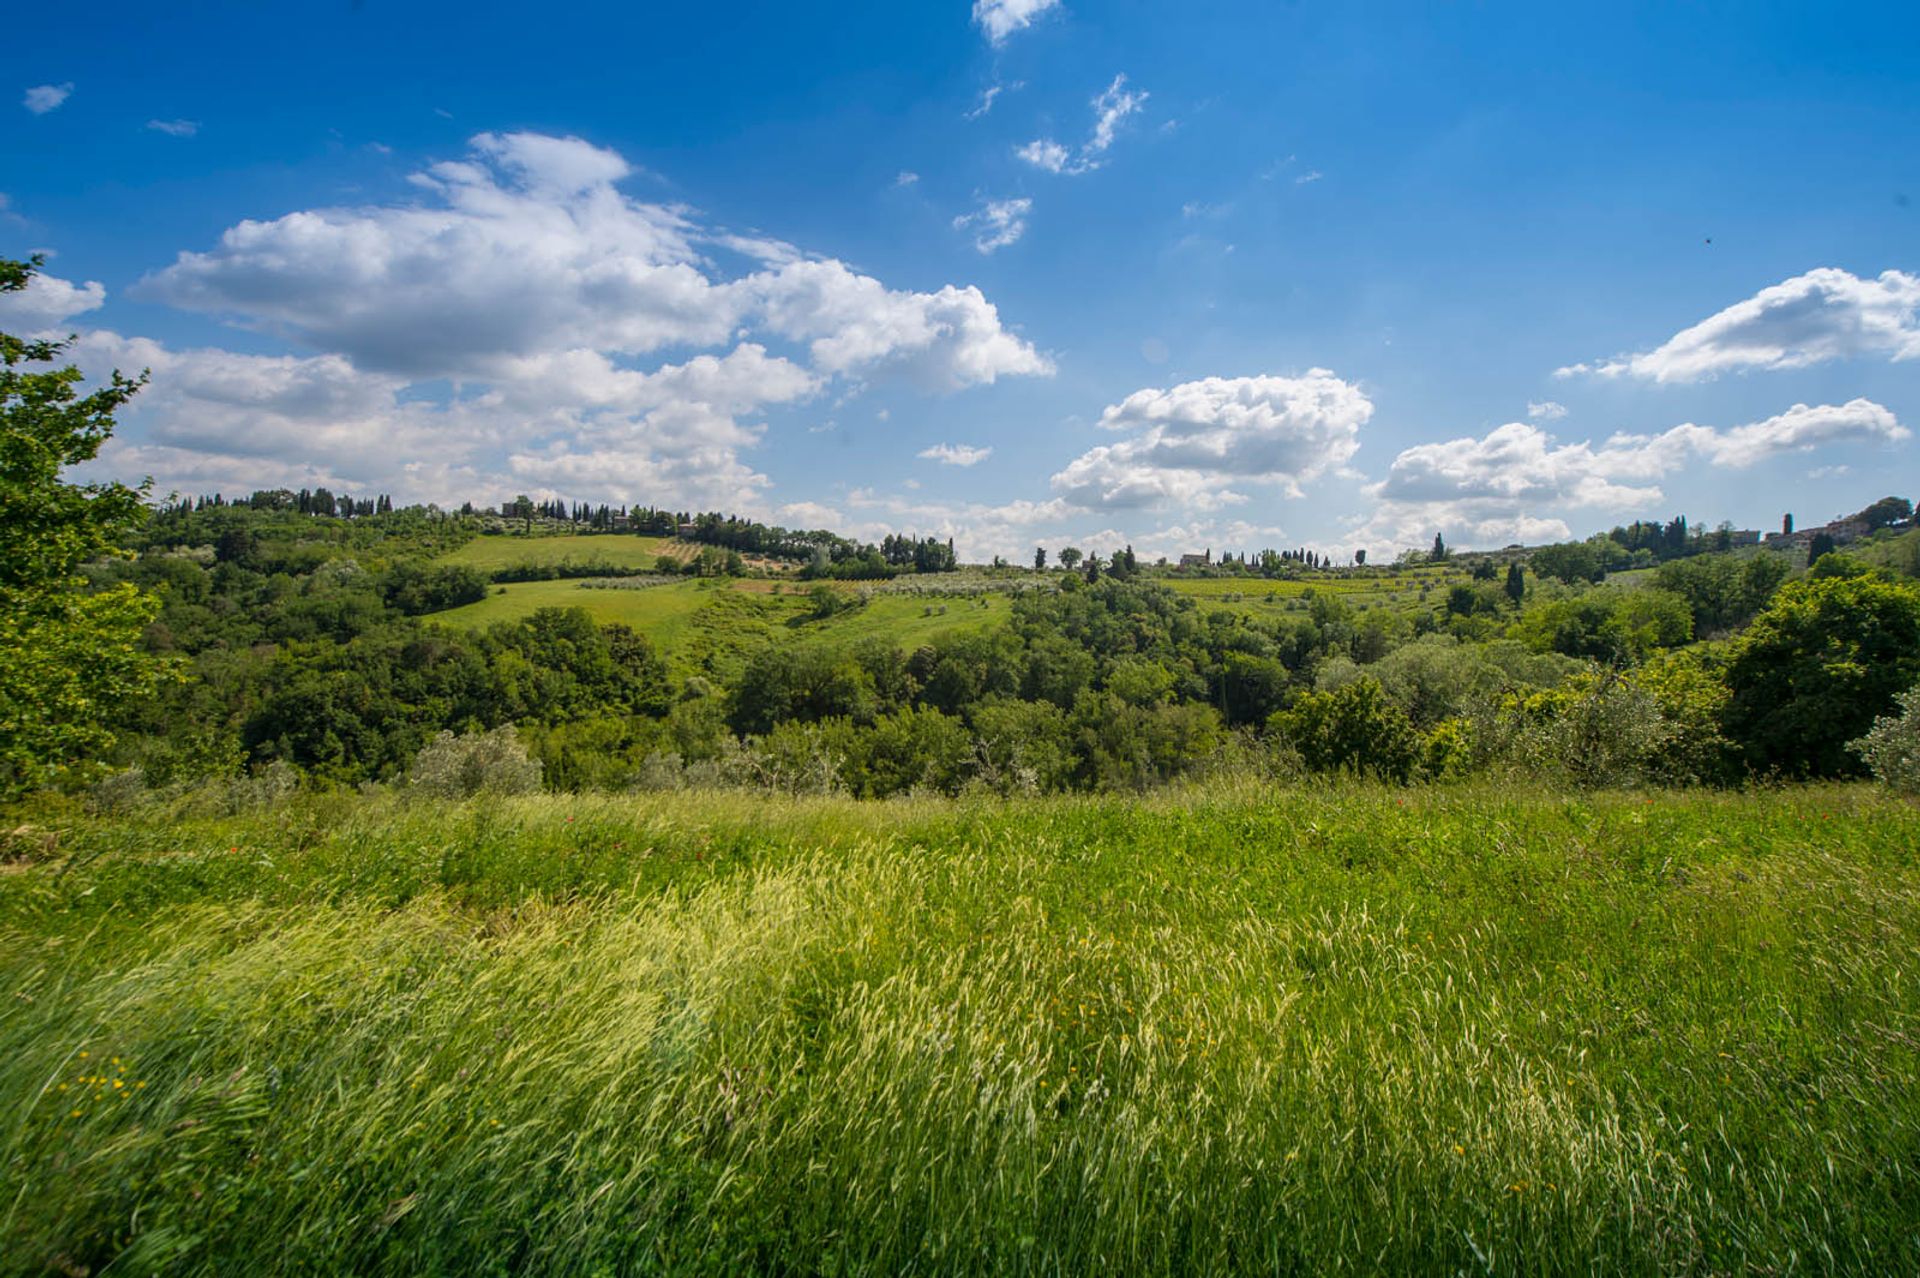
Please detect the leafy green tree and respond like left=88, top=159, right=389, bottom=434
left=1850, top=683, right=1920, bottom=794
left=1853, top=496, right=1912, bottom=532
left=1529, top=541, right=1603, bottom=585
left=1272, top=677, right=1421, bottom=781
left=1430, top=532, right=1449, bottom=561
left=1723, top=575, right=1920, bottom=777
left=1504, top=561, right=1525, bottom=608
left=1058, top=546, right=1083, bottom=572
left=1032, top=546, right=1046, bottom=571
left=0, top=256, right=172, bottom=794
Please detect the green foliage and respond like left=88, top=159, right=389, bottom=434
left=1273, top=677, right=1421, bottom=781
left=1653, top=552, right=1789, bottom=633
left=1528, top=540, right=1607, bottom=585
left=844, top=704, right=973, bottom=796
left=1511, top=587, right=1692, bottom=663
left=1072, top=691, right=1224, bottom=791
left=1724, top=575, right=1920, bottom=777
left=407, top=725, right=543, bottom=798
left=1850, top=684, right=1920, bottom=794
left=1504, top=670, right=1675, bottom=788
left=1806, top=551, right=1875, bottom=580
left=383, top=562, right=490, bottom=614
left=1843, top=683, right=1920, bottom=790
left=0, top=256, right=171, bottom=795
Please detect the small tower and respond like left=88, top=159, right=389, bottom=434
left=1782, top=513, right=1794, bottom=536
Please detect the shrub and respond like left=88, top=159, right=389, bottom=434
left=745, top=719, right=853, bottom=794
left=846, top=705, right=973, bottom=797
left=408, top=726, right=543, bottom=798
left=86, top=766, right=148, bottom=815
left=970, top=698, right=1075, bottom=795
left=1505, top=672, right=1673, bottom=788
left=1271, top=677, right=1421, bottom=782
left=1723, top=576, right=1920, bottom=777
left=226, top=759, right=303, bottom=811
left=1850, top=684, right=1920, bottom=794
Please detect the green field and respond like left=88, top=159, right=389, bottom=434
left=1163, top=568, right=1470, bottom=616
left=438, top=532, right=680, bottom=572
left=3, top=783, right=1916, bottom=1273
left=430, top=578, right=1012, bottom=678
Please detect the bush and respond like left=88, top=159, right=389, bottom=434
left=408, top=726, right=543, bottom=798
left=1723, top=576, right=1920, bottom=777
left=1851, top=684, right=1920, bottom=794
left=1504, top=672, right=1674, bottom=788
left=1271, top=677, right=1421, bottom=782
left=86, top=765, right=148, bottom=815
left=226, top=759, right=302, bottom=811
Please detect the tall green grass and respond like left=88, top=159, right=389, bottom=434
left=3, top=784, right=1917, bottom=1273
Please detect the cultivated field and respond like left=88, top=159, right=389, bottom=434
left=3, top=783, right=1916, bottom=1273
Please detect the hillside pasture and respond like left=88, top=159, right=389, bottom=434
left=429, top=578, right=1013, bottom=679
left=438, top=532, right=679, bottom=573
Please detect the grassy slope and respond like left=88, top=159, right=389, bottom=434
left=3, top=783, right=1917, bottom=1274
left=1164, top=568, right=1470, bottom=620
left=437, top=532, right=679, bottom=571
left=429, top=580, right=1012, bottom=680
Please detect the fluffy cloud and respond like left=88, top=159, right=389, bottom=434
left=918, top=442, right=993, bottom=466
left=952, top=197, right=1032, bottom=255
left=36, top=130, right=1052, bottom=516
left=0, top=270, right=105, bottom=330
left=71, top=132, right=1047, bottom=507
left=144, top=131, right=1049, bottom=391
left=1015, top=140, right=1071, bottom=174
left=1558, top=268, right=1920, bottom=382
left=973, top=0, right=1060, bottom=44
left=23, top=83, right=72, bottom=115
left=1359, top=399, right=1909, bottom=551
left=1016, top=74, right=1148, bottom=176
left=146, top=119, right=199, bottom=137
left=1050, top=372, right=1372, bottom=512
left=1526, top=400, right=1567, bottom=421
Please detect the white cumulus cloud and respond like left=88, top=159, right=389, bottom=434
left=143, top=131, right=1049, bottom=392
left=1558, top=268, right=1920, bottom=382
left=1357, top=399, right=1909, bottom=552
left=919, top=442, right=994, bottom=466
left=53, top=131, right=1048, bottom=510
left=0, top=270, right=106, bottom=330
left=1051, top=372, right=1372, bottom=512
left=973, top=0, right=1061, bottom=45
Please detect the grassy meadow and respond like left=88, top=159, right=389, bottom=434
left=438, top=532, right=682, bottom=573
left=3, top=783, right=1917, bottom=1273
left=432, top=577, right=1013, bottom=679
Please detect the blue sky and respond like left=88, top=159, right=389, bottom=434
left=5, top=0, right=1917, bottom=560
